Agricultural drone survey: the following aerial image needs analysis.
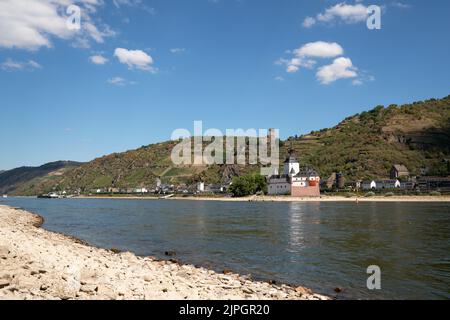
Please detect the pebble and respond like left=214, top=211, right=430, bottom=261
left=0, top=205, right=329, bottom=301
left=80, top=284, right=98, bottom=293
left=0, top=279, right=10, bottom=289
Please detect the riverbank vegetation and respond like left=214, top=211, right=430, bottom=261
left=229, top=174, right=267, bottom=197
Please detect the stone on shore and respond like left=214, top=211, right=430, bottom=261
left=0, top=246, right=9, bottom=259
left=0, top=205, right=329, bottom=301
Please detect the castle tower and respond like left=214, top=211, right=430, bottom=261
left=284, top=149, right=300, bottom=177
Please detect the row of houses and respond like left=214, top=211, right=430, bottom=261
left=91, top=181, right=231, bottom=196
left=322, top=164, right=450, bottom=192
left=77, top=162, right=450, bottom=197
left=197, top=182, right=230, bottom=193
left=359, top=177, right=450, bottom=191
left=360, top=180, right=415, bottom=191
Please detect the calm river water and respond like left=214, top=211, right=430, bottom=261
left=1, top=198, right=449, bottom=299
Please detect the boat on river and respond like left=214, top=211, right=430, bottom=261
left=38, top=193, right=63, bottom=199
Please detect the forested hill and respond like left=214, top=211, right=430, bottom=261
left=0, top=161, right=82, bottom=195
left=2, top=95, right=449, bottom=195
left=287, top=95, right=450, bottom=180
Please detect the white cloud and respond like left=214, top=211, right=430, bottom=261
left=107, top=77, right=126, bottom=86
left=107, top=76, right=137, bottom=86
left=113, top=0, right=139, bottom=7
left=1, top=58, right=42, bottom=71
left=277, top=42, right=368, bottom=85
left=316, top=57, right=358, bottom=85
left=84, top=22, right=115, bottom=44
left=114, top=48, right=156, bottom=72
left=89, top=54, right=108, bottom=65
left=303, top=2, right=370, bottom=28
left=277, top=41, right=342, bottom=73
left=112, top=0, right=156, bottom=14
left=27, top=60, right=42, bottom=69
left=0, top=0, right=114, bottom=50
left=318, top=3, right=368, bottom=23
left=278, top=57, right=316, bottom=73
left=352, top=72, right=376, bottom=86
left=294, top=41, right=344, bottom=58
left=170, top=48, right=186, bottom=54
left=302, top=17, right=316, bottom=28
left=286, top=65, right=299, bottom=73
left=274, top=76, right=285, bottom=82
left=391, top=2, right=410, bottom=9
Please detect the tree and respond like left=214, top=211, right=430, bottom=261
left=229, top=173, right=267, bottom=197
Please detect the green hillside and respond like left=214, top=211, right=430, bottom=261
left=0, top=161, right=82, bottom=195
left=3, top=95, right=449, bottom=195
left=285, top=95, right=450, bottom=181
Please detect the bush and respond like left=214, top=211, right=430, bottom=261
left=229, top=173, right=267, bottom=197
left=364, top=192, right=376, bottom=198
left=429, top=191, right=441, bottom=196
left=385, top=192, right=395, bottom=197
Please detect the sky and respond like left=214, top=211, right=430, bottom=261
left=0, top=0, right=449, bottom=170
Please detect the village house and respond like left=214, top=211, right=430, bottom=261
left=323, top=172, right=346, bottom=190
left=417, top=176, right=450, bottom=191
left=268, top=150, right=320, bottom=197
left=205, top=184, right=228, bottom=193
left=362, top=180, right=401, bottom=190
left=197, top=182, right=205, bottom=193
left=400, top=181, right=416, bottom=190
left=134, top=188, right=149, bottom=194
left=362, top=181, right=377, bottom=190
left=390, top=164, right=410, bottom=180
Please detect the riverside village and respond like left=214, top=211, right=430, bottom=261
left=33, top=128, right=450, bottom=199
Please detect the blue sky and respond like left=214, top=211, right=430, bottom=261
left=0, top=0, right=449, bottom=170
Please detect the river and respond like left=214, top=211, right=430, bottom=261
left=1, top=197, right=449, bottom=299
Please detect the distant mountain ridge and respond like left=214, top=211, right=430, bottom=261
left=0, top=161, right=82, bottom=195
left=2, top=95, right=449, bottom=195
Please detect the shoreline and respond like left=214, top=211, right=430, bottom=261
left=0, top=204, right=328, bottom=300
left=69, top=195, right=450, bottom=203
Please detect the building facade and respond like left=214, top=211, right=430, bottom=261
left=268, top=151, right=320, bottom=197
left=390, top=164, right=410, bottom=180
left=362, top=179, right=402, bottom=190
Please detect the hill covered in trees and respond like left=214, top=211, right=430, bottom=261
left=0, top=161, right=82, bottom=195
left=2, top=95, right=449, bottom=195
left=286, top=95, right=450, bottom=181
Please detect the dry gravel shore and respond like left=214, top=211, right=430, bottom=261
left=0, top=205, right=328, bottom=300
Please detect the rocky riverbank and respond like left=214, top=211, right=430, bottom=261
left=0, top=205, right=328, bottom=300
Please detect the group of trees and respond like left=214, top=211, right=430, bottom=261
left=229, top=173, right=267, bottom=197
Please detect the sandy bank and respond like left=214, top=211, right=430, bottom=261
left=0, top=205, right=328, bottom=300
left=75, top=195, right=450, bottom=203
